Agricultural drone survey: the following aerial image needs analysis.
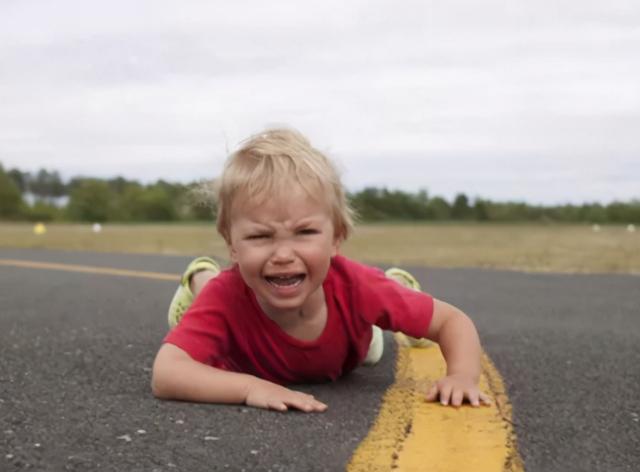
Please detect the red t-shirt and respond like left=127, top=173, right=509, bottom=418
left=163, top=255, right=433, bottom=384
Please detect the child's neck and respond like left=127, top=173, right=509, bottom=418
left=258, top=288, right=328, bottom=341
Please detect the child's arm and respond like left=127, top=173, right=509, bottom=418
left=424, top=299, right=492, bottom=407
left=151, top=343, right=327, bottom=413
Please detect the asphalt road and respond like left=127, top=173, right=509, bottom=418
left=1, top=248, right=639, bottom=471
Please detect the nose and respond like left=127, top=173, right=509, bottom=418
left=270, top=240, right=295, bottom=265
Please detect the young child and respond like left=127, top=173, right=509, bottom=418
left=151, top=128, right=491, bottom=412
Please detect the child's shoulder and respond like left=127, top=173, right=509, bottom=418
left=329, top=255, right=385, bottom=286
left=201, top=264, right=246, bottom=294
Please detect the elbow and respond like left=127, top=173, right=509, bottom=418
left=150, top=356, right=175, bottom=400
left=152, top=370, right=179, bottom=400
left=151, top=375, right=165, bottom=399
left=151, top=370, right=170, bottom=399
left=151, top=343, right=192, bottom=400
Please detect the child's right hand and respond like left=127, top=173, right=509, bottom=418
left=245, top=379, right=328, bottom=413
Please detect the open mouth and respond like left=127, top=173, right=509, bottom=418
left=265, top=274, right=306, bottom=287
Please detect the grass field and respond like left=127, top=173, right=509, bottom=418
left=1, top=222, right=638, bottom=274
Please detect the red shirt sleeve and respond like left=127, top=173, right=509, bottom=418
left=163, top=275, right=231, bottom=365
left=336, top=256, right=434, bottom=338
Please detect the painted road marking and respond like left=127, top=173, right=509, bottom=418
left=348, top=335, right=524, bottom=471
left=1, top=257, right=522, bottom=470
left=0, top=258, right=180, bottom=282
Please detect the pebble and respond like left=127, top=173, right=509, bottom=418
left=250, top=450, right=259, bottom=455
left=175, top=419, right=184, bottom=425
left=136, top=429, right=146, bottom=435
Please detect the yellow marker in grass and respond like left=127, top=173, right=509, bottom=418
left=33, top=223, right=47, bottom=235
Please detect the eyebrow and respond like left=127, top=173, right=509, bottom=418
left=243, top=216, right=323, bottom=229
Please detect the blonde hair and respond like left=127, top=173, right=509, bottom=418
left=215, top=128, right=354, bottom=242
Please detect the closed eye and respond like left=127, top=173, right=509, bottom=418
left=246, top=233, right=270, bottom=240
left=298, top=228, right=319, bottom=235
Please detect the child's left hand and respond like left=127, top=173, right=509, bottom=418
left=425, top=373, right=492, bottom=407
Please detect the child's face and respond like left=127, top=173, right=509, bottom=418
left=227, top=185, right=340, bottom=318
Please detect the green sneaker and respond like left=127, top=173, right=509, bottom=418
left=385, top=267, right=433, bottom=348
left=385, top=267, right=422, bottom=291
left=167, top=257, right=220, bottom=328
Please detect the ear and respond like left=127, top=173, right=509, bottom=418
left=331, top=234, right=341, bottom=257
left=229, top=249, right=240, bottom=264
left=227, top=238, right=239, bottom=263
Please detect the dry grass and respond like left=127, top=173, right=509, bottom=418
left=345, top=223, right=640, bottom=274
left=1, top=222, right=638, bottom=274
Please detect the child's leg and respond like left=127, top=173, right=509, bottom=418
left=167, top=257, right=220, bottom=328
left=362, top=325, right=384, bottom=366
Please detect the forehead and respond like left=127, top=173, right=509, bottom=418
left=231, top=184, right=332, bottom=225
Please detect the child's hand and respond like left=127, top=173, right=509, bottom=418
left=425, top=373, right=491, bottom=407
left=245, top=379, right=328, bottom=413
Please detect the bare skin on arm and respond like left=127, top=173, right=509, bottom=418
left=151, top=343, right=328, bottom=412
left=424, top=299, right=492, bottom=407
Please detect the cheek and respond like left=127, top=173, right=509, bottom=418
left=233, top=244, right=267, bottom=271
left=307, top=242, right=336, bottom=268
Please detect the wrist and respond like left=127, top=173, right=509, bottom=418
left=446, top=365, right=480, bottom=382
left=241, top=374, right=264, bottom=402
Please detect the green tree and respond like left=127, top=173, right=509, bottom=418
left=426, top=196, right=451, bottom=220
left=7, top=168, right=28, bottom=193
left=349, top=188, right=387, bottom=221
left=0, top=164, right=25, bottom=219
left=451, top=193, right=471, bottom=219
left=473, top=199, right=489, bottom=221
left=137, top=184, right=177, bottom=221
left=27, top=201, right=63, bottom=222
left=67, top=179, right=113, bottom=222
left=29, top=169, right=66, bottom=201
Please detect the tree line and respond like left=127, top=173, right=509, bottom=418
left=1, top=164, right=639, bottom=224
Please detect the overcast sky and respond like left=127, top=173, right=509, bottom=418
left=1, top=0, right=638, bottom=204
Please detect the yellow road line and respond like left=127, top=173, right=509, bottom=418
left=348, top=336, right=524, bottom=471
left=0, top=258, right=180, bottom=282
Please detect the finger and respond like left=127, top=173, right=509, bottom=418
left=293, top=392, right=327, bottom=412
left=311, top=400, right=328, bottom=412
left=467, top=389, right=480, bottom=407
left=479, top=392, right=492, bottom=406
left=269, top=401, right=288, bottom=412
left=451, top=389, right=464, bottom=407
left=286, top=397, right=317, bottom=413
left=425, top=384, right=439, bottom=402
left=439, top=384, right=453, bottom=406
